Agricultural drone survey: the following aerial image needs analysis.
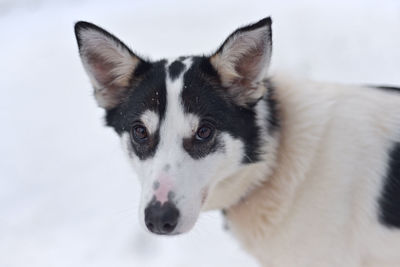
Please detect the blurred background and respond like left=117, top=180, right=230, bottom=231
left=1, top=0, right=399, bottom=266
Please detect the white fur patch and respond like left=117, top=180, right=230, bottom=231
left=226, top=75, right=400, bottom=266
left=140, top=110, right=159, bottom=135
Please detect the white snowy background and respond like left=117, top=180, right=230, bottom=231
left=1, top=0, right=400, bottom=266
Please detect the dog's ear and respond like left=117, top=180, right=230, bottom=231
left=210, top=17, right=272, bottom=106
left=75, top=21, right=148, bottom=109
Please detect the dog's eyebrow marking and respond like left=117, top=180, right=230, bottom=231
left=140, top=110, right=159, bottom=135
left=168, top=60, right=185, bottom=81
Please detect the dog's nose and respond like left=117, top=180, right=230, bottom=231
left=145, top=201, right=179, bottom=235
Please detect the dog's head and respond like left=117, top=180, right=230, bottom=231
left=75, top=18, right=277, bottom=235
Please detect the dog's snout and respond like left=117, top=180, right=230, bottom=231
left=145, top=201, right=179, bottom=235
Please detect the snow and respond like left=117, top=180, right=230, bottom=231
left=0, top=0, right=399, bottom=266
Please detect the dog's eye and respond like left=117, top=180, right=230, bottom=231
left=196, top=125, right=214, bottom=141
left=131, top=124, right=148, bottom=143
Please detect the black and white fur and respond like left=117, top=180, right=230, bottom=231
left=75, top=18, right=400, bottom=266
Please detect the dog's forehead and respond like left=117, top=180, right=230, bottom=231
left=166, top=56, right=226, bottom=117
left=166, top=57, right=191, bottom=81
left=137, top=56, right=217, bottom=121
left=108, top=55, right=224, bottom=138
left=161, top=57, right=200, bottom=135
left=131, top=57, right=200, bottom=136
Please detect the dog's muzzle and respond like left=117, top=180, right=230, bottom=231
left=144, top=201, right=180, bottom=235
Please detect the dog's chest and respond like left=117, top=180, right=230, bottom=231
left=226, top=180, right=362, bottom=267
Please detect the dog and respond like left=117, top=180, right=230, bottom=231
left=74, top=17, right=400, bottom=266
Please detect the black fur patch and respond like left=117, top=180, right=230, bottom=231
left=168, top=60, right=185, bottom=80
left=374, top=86, right=400, bottom=93
left=367, top=85, right=400, bottom=94
left=264, top=80, right=280, bottom=133
left=181, top=57, right=274, bottom=163
left=183, top=134, right=224, bottom=159
left=379, top=142, right=400, bottom=228
left=221, top=209, right=229, bottom=230
left=130, top=129, right=160, bottom=160
left=105, top=60, right=167, bottom=160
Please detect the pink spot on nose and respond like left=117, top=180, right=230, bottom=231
left=154, top=175, right=173, bottom=205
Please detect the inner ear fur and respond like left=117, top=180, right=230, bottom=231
left=75, top=21, right=149, bottom=109
left=210, top=17, right=272, bottom=106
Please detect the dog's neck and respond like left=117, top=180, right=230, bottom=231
left=203, top=75, right=334, bottom=218
left=203, top=74, right=337, bottom=240
left=202, top=80, right=281, bottom=211
left=202, top=154, right=279, bottom=211
left=220, top=74, right=336, bottom=250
